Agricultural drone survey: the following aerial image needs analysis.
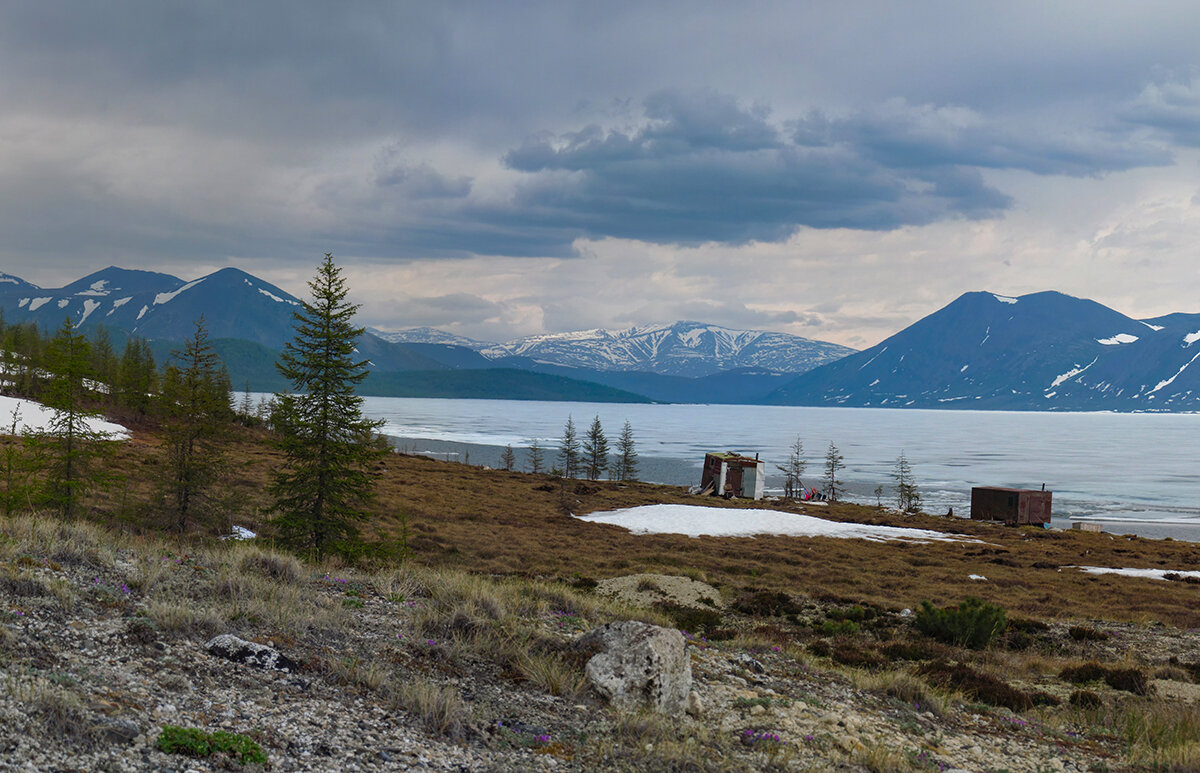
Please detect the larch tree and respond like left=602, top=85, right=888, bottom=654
left=527, top=438, right=545, bottom=473
left=582, top=415, right=609, bottom=480
left=613, top=420, right=639, bottom=482
left=892, top=451, right=921, bottom=514
left=776, top=435, right=806, bottom=499
left=269, top=254, right=384, bottom=558
left=823, top=442, right=844, bottom=502
left=38, top=318, right=110, bottom=517
left=161, top=317, right=232, bottom=533
left=500, top=444, right=516, bottom=471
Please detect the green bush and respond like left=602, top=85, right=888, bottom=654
left=155, top=725, right=266, bottom=765
left=914, top=597, right=1006, bottom=649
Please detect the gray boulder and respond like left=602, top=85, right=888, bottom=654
left=205, top=634, right=299, bottom=673
left=574, top=621, right=691, bottom=716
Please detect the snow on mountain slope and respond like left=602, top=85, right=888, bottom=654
left=769, top=291, right=1200, bottom=410
left=480, top=321, right=855, bottom=377
left=368, top=327, right=495, bottom=351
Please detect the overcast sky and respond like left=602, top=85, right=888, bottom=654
left=5, top=2, right=1200, bottom=347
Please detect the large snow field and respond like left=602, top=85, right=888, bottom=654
left=0, top=395, right=130, bottom=439
left=577, top=504, right=977, bottom=543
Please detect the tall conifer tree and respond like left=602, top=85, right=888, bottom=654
left=269, top=254, right=383, bottom=557
left=582, top=415, right=608, bottom=480
left=161, top=317, right=231, bottom=533
left=614, top=420, right=639, bottom=482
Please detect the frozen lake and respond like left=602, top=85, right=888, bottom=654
left=356, top=396, right=1200, bottom=540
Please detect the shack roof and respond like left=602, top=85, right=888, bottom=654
left=972, top=486, right=1050, bottom=494
left=705, top=451, right=761, bottom=464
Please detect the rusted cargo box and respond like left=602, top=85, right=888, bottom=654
left=970, top=487, right=1052, bottom=526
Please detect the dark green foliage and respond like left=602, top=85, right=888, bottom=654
left=918, top=660, right=1033, bottom=712
left=826, top=605, right=872, bottom=622
left=613, top=419, right=638, bottom=481
left=557, top=415, right=580, bottom=478
left=269, top=254, right=384, bottom=558
left=914, top=597, right=1007, bottom=649
left=116, top=336, right=157, bottom=414
left=581, top=415, right=608, bottom=481
left=816, top=619, right=860, bottom=635
left=1060, top=662, right=1149, bottom=695
left=732, top=590, right=803, bottom=617
left=155, top=725, right=266, bottom=765
left=36, top=319, right=113, bottom=517
left=160, top=318, right=232, bottom=533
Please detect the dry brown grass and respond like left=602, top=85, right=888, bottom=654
left=49, top=420, right=1200, bottom=629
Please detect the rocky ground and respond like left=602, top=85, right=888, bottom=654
left=3, top=517, right=1200, bottom=771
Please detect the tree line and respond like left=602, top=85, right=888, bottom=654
left=0, top=255, right=387, bottom=560
left=774, top=436, right=922, bottom=513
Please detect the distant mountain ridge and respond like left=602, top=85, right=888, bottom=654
left=377, top=320, right=855, bottom=377
left=768, top=290, right=1200, bottom=410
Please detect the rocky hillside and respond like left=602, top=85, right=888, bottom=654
left=4, top=509, right=1200, bottom=771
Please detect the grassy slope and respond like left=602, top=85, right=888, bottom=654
left=90, top=422, right=1200, bottom=629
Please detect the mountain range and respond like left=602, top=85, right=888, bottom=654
left=0, top=267, right=845, bottom=404
left=8, top=267, right=1200, bottom=411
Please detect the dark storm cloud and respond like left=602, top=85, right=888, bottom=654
left=462, top=90, right=1166, bottom=252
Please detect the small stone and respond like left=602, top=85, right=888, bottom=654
left=686, top=690, right=703, bottom=718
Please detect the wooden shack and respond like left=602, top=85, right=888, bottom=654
left=700, top=452, right=765, bottom=500
left=970, top=487, right=1052, bottom=526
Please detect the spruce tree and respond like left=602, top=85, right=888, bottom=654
left=500, top=444, right=516, bottom=471
left=269, top=254, right=383, bottom=557
left=557, top=416, right=580, bottom=478
left=823, top=442, right=844, bottom=501
left=161, top=318, right=231, bottom=533
left=614, top=420, right=639, bottom=482
left=582, top=415, right=609, bottom=480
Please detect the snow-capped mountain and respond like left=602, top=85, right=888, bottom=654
left=0, top=266, right=307, bottom=348
left=367, top=326, right=495, bottom=351
left=480, top=321, right=856, bottom=377
left=768, top=290, right=1200, bottom=410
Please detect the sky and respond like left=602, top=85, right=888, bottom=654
left=5, top=2, right=1200, bottom=348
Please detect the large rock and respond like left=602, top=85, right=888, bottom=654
left=574, top=621, right=691, bottom=716
left=205, top=634, right=299, bottom=673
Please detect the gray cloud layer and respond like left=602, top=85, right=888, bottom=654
left=4, top=3, right=1200, bottom=342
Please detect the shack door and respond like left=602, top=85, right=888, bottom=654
left=1017, top=495, right=1030, bottom=524
left=726, top=465, right=743, bottom=497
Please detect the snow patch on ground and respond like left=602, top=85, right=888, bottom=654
left=56, top=298, right=69, bottom=309
left=576, top=504, right=977, bottom=543
left=1097, top=333, right=1139, bottom=345
left=28, top=297, right=52, bottom=311
left=1185, top=330, right=1200, bottom=346
left=0, top=395, right=130, bottom=440
left=136, top=305, right=149, bottom=320
left=993, top=294, right=1018, bottom=304
left=1073, top=566, right=1200, bottom=581
left=107, top=297, right=133, bottom=316
left=1141, top=321, right=1165, bottom=331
